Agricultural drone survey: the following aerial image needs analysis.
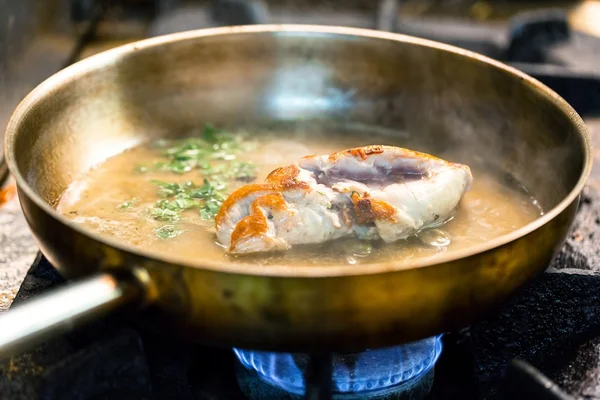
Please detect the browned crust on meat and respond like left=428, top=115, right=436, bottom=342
left=266, top=165, right=310, bottom=189
left=351, top=192, right=396, bottom=224
left=217, top=145, right=460, bottom=233
left=334, top=145, right=385, bottom=161
left=328, top=145, right=445, bottom=163
left=215, top=165, right=308, bottom=227
left=215, top=184, right=269, bottom=228
left=229, top=193, right=288, bottom=251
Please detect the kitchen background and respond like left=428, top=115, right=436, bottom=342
left=1, top=2, right=600, bottom=399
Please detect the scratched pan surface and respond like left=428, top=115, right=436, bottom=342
left=1, top=25, right=591, bottom=355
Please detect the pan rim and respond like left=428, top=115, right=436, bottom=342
left=4, top=24, right=593, bottom=278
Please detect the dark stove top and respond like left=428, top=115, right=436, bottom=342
left=2, top=1, right=600, bottom=399
left=2, top=187, right=600, bottom=400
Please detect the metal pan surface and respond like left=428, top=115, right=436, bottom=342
left=0, top=25, right=592, bottom=356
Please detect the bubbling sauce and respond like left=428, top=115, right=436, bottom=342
left=57, top=127, right=543, bottom=267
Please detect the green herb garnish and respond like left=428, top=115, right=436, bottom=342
left=137, top=124, right=258, bottom=238
left=155, top=224, right=183, bottom=239
left=152, top=180, right=195, bottom=198
left=149, top=179, right=227, bottom=224
left=117, top=198, right=139, bottom=210
left=202, top=123, right=220, bottom=143
left=151, top=200, right=181, bottom=222
left=200, top=199, right=223, bottom=221
left=141, top=124, right=257, bottom=178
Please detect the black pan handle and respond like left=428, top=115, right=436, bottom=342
left=0, top=272, right=147, bottom=359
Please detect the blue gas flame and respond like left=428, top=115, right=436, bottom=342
left=234, top=335, right=442, bottom=396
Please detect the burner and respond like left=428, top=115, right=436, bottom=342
left=233, top=335, right=442, bottom=399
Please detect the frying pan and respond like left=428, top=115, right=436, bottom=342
left=0, top=25, right=592, bottom=357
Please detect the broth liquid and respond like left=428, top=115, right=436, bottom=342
left=57, top=128, right=543, bottom=267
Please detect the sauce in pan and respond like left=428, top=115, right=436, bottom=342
left=57, top=125, right=543, bottom=266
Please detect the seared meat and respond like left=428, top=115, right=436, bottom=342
left=215, top=145, right=472, bottom=254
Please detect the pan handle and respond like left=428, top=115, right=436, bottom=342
left=0, top=272, right=146, bottom=359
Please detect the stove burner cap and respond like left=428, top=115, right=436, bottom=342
left=234, top=335, right=442, bottom=399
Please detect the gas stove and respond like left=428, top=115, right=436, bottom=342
left=4, top=209, right=600, bottom=400
left=2, top=1, right=600, bottom=399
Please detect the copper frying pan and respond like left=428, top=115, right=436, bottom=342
left=0, top=25, right=592, bottom=357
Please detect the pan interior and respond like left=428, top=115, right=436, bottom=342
left=6, top=27, right=589, bottom=271
left=55, top=121, right=542, bottom=267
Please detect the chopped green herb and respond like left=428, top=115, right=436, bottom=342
left=232, top=161, right=256, bottom=181
left=175, top=197, right=198, bottom=209
left=148, top=178, right=227, bottom=223
left=199, top=209, right=212, bottom=220
left=141, top=124, right=259, bottom=228
left=117, top=198, right=139, bottom=210
left=151, top=180, right=194, bottom=197
left=203, top=161, right=256, bottom=182
left=151, top=201, right=181, bottom=222
left=134, top=124, right=257, bottom=181
left=200, top=199, right=223, bottom=220
left=202, top=124, right=220, bottom=143
left=155, top=224, right=183, bottom=239
left=153, top=160, right=194, bottom=174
